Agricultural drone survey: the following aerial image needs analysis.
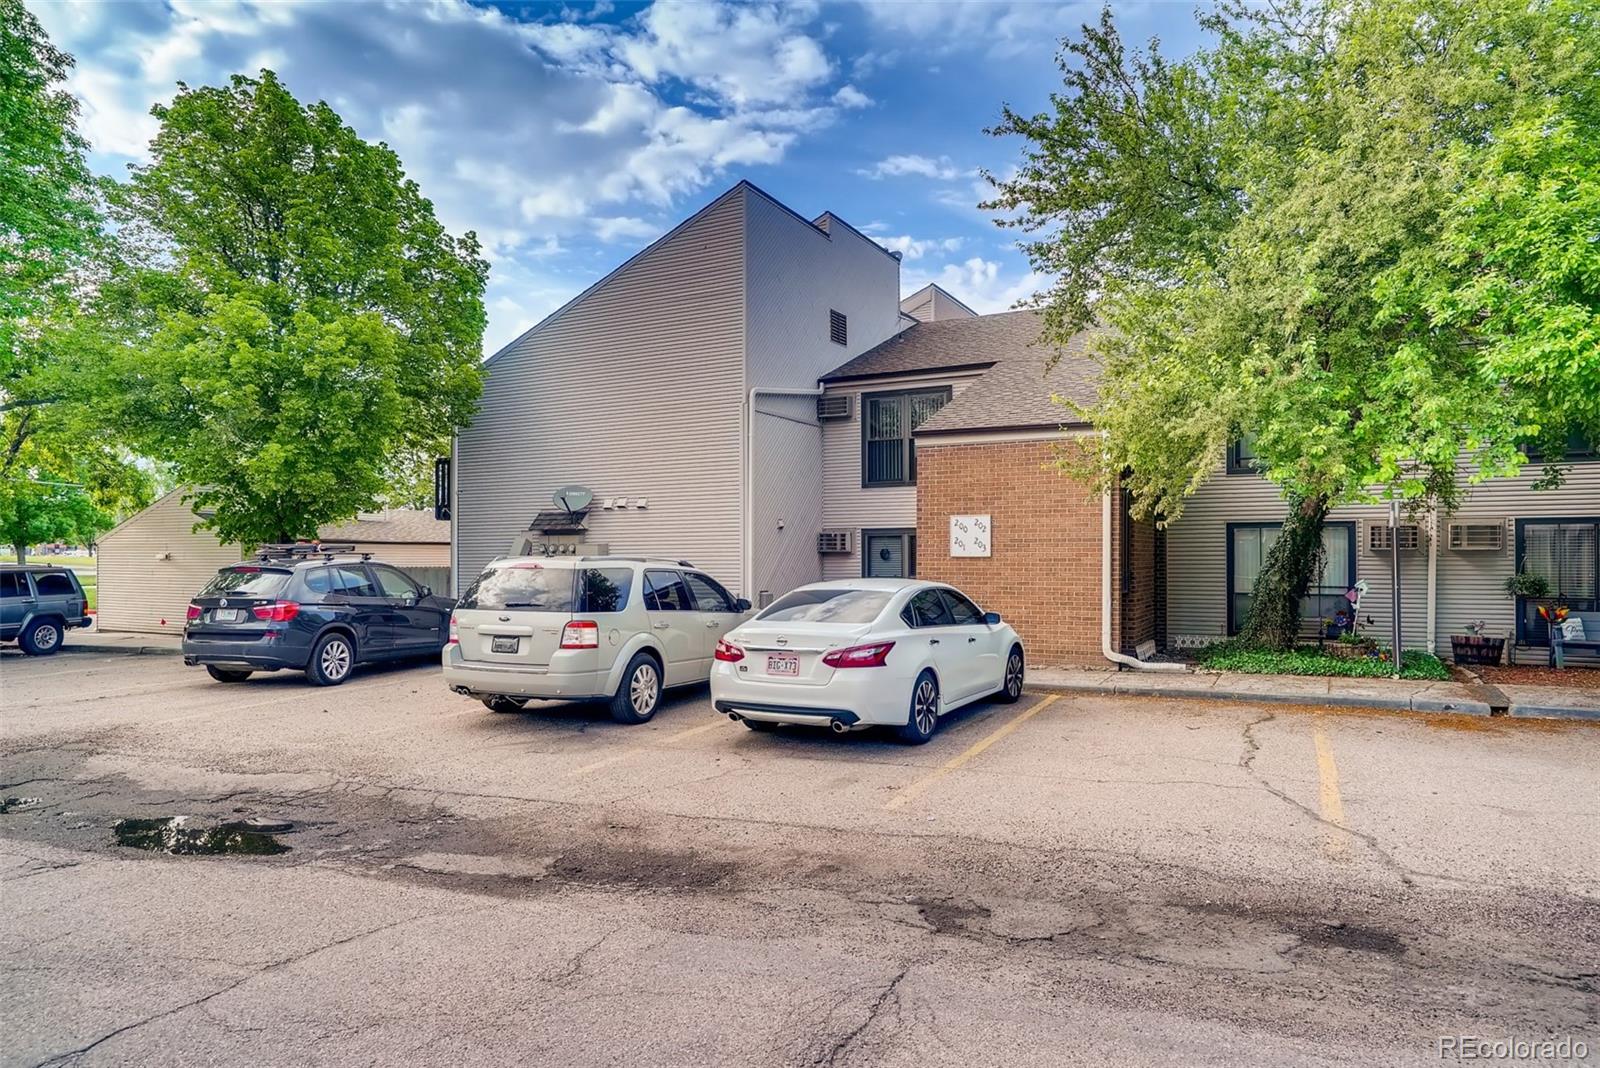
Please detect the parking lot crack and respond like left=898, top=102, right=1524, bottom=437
left=815, top=960, right=918, bottom=1067
left=30, top=905, right=492, bottom=1068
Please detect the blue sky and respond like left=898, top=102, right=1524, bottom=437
left=32, top=0, right=1210, bottom=355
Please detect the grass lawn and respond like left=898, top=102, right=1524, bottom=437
left=3, top=553, right=96, bottom=569
left=1197, top=641, right=1453, bottom=681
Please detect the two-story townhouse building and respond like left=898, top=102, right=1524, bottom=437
left=453, top=178, right=1594, bottom=669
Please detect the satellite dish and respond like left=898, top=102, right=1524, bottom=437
left=553, top=485, right=594, bottom=515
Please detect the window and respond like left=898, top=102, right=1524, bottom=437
left=758, top=587, right=892, bottom=624
left=1524, top=431, right=1597, bottom=463
left=643, top=570, right=693, bottom=611
left=1516, top=518, right=1598, bottom=644
left=940, top=589, right=984, bottom=625
left=1227, top=434, right=1260, bottom=475
left=31, top=572, right=76, bottom=597
left=371, top=565, right=421, bottom=601
left=863, top=388, right=950, bottom=486
left=1, top=572, right=23, bottom=598
left=329, top=565, right=379, bottom=598
left=1227, top=522, right=1356, bottom=635
left=863, top=529, right=915, bottom=578
left=684, top=572, right=738, bottom=613
left=829, top=309, right=847, bottom=346
left=904, top=588, right=956, bottom=627
left=200, top=567, right=291, bottom=598
left=459, top=564, right=574, bottom=611
left=580, top=568, right=634, bottom=613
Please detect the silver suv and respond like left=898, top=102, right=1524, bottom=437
left=443, top=556, right=752, bottom=723
left=1, top=565, right=93, bottom=656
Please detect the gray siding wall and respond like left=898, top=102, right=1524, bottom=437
left=454, top=187, right=748, bottom=593
left=1165, top=461, right=1600, bottom=653
left=818, top=374, right=980, bottom=580
left=95, top=490, right=239, bottom=634
left=744, top=192, right=903, bottom=598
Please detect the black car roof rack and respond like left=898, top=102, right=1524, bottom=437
left=253, top=542, right=371, bottom=562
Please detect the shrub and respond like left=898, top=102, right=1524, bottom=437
left=1195, top=642, right=1452, bottom=681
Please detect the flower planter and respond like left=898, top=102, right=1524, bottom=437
left=1450, top=635, right=1505, bottom=666
left=1326, top=640, right=1376, bottom=660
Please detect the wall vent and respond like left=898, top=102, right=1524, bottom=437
left=816, top=394, right=853, bottom=421
left=1366, top=521, right=1420, bottom=552
left=829, top=309, right=848, bottom=346
left=1448, top=519, right=1507, bottom=551
left=817, top=529, right=854, bottom=554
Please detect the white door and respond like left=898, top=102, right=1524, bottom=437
left=904, top=588, right=977, bottom=707
left=642, top=569, right=700, bottom=686
left=938, top=588, right=1003, bottom=699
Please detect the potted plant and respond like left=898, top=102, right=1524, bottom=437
left=1504, top=567, right=1554, bottom=644
left=1327, top=629, right=1377, bottom=660
left=1450, top=619, right=1505, bottom=666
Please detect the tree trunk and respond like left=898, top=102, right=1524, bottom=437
left=1239, top=491, right=1331, bottom=651
left=13, top=543, right=27, bottom=565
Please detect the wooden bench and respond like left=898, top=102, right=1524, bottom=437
left=1550, top=610, right=1600, bottom=669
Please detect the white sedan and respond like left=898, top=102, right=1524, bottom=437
left=709, top=579, right=1025, bottom=743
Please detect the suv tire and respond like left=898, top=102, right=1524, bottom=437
left=305, top=632, right=356, bottom=687
left=206, top=666, right=252, bottom=683
left=19, top=618, right=63, bottom=656
left=609, top=652, right=662, bottom=725
left=482, top=695, right=527, bottom=714
left=895, top=671, right=940, bottom=745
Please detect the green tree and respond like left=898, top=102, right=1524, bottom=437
left=987, top=0, right=1600, bottom=648
left=96, top=71, right=486, bottom=547
left=1, top=0, right=151, bottom=560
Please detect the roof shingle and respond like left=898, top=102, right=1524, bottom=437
left=317, top=508, right=449, bottom=545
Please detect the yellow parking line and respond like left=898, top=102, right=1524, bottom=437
left=885, top=694, right=1060, bottom=810
left=1312, top=722, right=1347, bottom=858
left=567, top=717, right=725, bottom=777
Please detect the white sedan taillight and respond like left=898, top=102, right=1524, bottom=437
left=822, top=641, right=895, bottom=668
left=560, top=620, right=599, bottom=649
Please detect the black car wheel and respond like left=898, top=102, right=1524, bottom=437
left=19, top=618, right=63, bottom=656
left=895, top=671, right=940, bottom=745
left=206, top=666, right=252, bottom=683
left=482, top=695, right=527, bottom=714
left=305, top=632, right=356, bottom=687
left=608, top=653, right=662, bottom=725
left=995, top=646, right=1025, bottom=703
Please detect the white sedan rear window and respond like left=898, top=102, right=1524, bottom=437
left=758, top=589, right=891, bottom=624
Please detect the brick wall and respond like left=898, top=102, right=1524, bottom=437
left=1119, top=502, right=1159, bottom=654
left=916, top=439, right=1117, bottom=666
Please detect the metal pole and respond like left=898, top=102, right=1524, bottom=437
left=1390, top=499, right=1402, bottom=678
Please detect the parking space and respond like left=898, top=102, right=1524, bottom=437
left=4, top=648, right=1599, bottom=1066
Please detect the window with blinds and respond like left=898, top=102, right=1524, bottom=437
left=862, top=388, right=952, bottom=486
left=1518, top=519, right=1599, bottom=643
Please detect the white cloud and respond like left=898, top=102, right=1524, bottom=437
left=30, top=0, right=857, bottom=356
left=857, top=1, right=1085, bottom=59
left=832, top=84, right=871, bottom=109
left=859, top=154, right=967, bottom=181
left=591, top=216, right=663, bottom=243
left=903, top=257, right=1043, bottom=314
left=878, top=234, right=963, bottom=261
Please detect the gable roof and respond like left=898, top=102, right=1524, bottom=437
left=820, top=309, right=1041, bottom=382
left=317, top=509, right=449, bottom=545
left=900, top=283, right=978, bottom=322
left=915, top=326, right=1102, bottom=435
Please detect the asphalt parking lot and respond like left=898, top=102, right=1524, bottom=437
left=3, top=647, right=1598, bottom=1067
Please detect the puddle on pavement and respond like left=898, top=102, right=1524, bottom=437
left=113, top=816, right=291, bottom=856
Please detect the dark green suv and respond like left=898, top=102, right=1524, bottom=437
left=1, top=565, right=93, bottom=656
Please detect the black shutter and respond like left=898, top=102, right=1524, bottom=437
left=433, top=457, right=452, bottom=520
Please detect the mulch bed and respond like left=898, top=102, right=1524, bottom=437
left=1472, top=664, right=1600, bottom=690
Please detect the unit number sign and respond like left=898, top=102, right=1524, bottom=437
left=949, top=515, right=992, bottom=558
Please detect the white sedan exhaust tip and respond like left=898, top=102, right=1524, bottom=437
left=830, top=720, right=848, bottom=734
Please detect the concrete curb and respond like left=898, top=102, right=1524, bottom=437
left=1028, top=678, right=1503, bottom=718
left=65, top=638, right=181, bottom=657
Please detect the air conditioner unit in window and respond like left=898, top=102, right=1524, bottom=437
left=1366, top=521, right=1420, bottom=552
left=817, top=529, right=854, bottom=554
left=1448, top=519, right=1507, bottom=551
left=816, top=394, right=853, bottom=421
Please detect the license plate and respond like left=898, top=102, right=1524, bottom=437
left=212, top=608, right=243, bottom=623
left=766, top=654, right=799, bottom=677
left=492, top=636, right=519, bottom=654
